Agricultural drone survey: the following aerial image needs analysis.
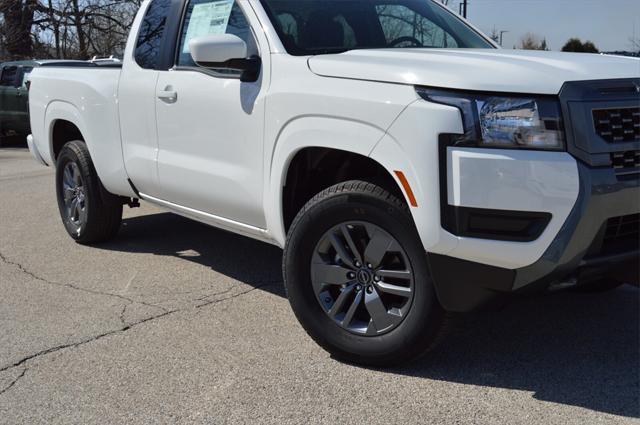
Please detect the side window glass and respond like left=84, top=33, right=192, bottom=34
left=376, top=5, right=458, bottom=48
left=21, top=67, right=33, bottom=87
left=177, top=0, right=256, bottom=68
left=0, top=66, right=18, bottom=87
left=135, top=0, right=171, bottom=69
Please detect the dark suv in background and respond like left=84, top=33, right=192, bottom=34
left=0, top=61, right=34, bottom=145
left=0, top=59, right=106, bottom=146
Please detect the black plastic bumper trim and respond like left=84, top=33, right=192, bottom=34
left=446, top=206, right=551, bottom=242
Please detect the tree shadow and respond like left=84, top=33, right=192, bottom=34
left=100, top=212, right=639, bottom=417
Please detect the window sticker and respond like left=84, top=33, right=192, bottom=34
left=182, top=0, right=234, bottom=53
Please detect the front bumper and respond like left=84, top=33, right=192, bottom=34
left=427, top=78, right=640, bottom=312
left=428, top=161, right=639, bottom=312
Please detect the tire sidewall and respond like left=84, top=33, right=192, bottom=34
left=284, top=188, right=443, bottom=362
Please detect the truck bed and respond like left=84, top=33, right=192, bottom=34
left=28, top=65, right=130, bottom=196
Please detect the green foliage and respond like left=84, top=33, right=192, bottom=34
left=562, top=38, right=599, bottom=53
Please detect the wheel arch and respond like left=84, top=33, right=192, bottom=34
left=43, top=100, right=135, bottom=197
left=44, top=101, right=89, bottom=162
left=265, top=115, right=417, bottom=247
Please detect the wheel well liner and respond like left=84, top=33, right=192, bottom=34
left=282, top=147, right=405, bottom=232
left=51, top=120, right=84, bottom=160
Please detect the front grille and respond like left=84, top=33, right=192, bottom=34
left=605, top=214, right=640, bottom=241
left=601, top=214, right=640, bottom=254
left=611, top=150, right=640, bottom=173
left=593, top=107, right=640, bottom=143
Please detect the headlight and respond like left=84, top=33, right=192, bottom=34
left=416, top=87, right=565, bottom=150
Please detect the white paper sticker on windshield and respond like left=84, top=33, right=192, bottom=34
left=182, top=0, right=234, bottom=53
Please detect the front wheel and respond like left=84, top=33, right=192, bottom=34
left=283, top=181, right=450, bottom=367
left=55, top=140, right=123, bottom=244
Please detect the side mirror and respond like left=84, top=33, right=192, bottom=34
left=188, top=34, right=261, bottom=82
left=189, top=34, right=248, bottom=65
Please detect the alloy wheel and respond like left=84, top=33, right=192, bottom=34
left=62, top=162, right=86, bottom=234
left=311, top=222, right=415, bottom=336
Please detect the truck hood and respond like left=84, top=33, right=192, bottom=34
left=308, top=49, right=640, bottom=95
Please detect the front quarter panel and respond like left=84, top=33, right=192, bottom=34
left=264, top=55, right=418, bottom=246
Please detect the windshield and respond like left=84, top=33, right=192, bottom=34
left=259, top=0, right=494, bottom=55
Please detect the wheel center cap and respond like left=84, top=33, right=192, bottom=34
left=356, top=269, right=372, bottom=284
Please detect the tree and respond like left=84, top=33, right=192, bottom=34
left=562, top=38, right=599, bottom=53
left=0, top=0, right=142, bottom=61
left=0, top=0, right=38, bottom=59
left=519, top=33, right=547, bottom=50
left=631, top=35, right=640, bottom=53
left=540, top=38, right=548, bottom=51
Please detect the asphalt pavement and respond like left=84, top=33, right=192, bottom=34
left=0, top=146, right=638, bottom=424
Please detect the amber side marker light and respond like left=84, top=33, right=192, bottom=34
left=394, top=170, right=418, bottom=207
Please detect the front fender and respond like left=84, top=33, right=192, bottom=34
left=266, top=115, right=389, bottom=247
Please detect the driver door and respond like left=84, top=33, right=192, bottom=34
left=154, top=0, right=266, bottom=228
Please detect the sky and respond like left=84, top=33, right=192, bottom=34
left=455, top=0, right=640, bottom=51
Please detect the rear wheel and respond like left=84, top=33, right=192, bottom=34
left=283, top=180, right=450, bottom=367
left=55, top=140, right=123, bottom=244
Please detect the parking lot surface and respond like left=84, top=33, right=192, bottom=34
left=0, top=147, right=638, bottom=424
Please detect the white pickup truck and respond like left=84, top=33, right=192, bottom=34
left=27, top=0, right=640, bottom=366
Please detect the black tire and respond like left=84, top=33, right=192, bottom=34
left=572, top=279, right=626, bottom=293
left=55, top=140, right=123, bottom=244
left=283, top=180, right=450, bottom=367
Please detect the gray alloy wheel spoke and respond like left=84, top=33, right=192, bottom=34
left=341, top=290, right=362, bottom=326
left=340, top=225, right=363, bottom=265
left=64, top=189, right=74, bottom=207
left=63, top=166, right=74, bottom=189
left=72, top=164, right=82, bottom=185
left=328, top=284, right=355, bottom=318
left=375, top=281, right=412, bottom=298
left=64, top=188, right=75, bottom=203
left=77, top=200, right=87, bottom=224
left=68, top=198, right=79, bottom=221
left=311, top=221, right=414, bottom=336
left=377, top=269, right=412, bottom=280
left=363, top=227, right=393, bottom=269
left=74, top=200, right=82, bottom=220
left=328, top=231, right=356, bottom=268
left=364, top=287, right=394, bottom=332
left=311, top=263, right=354, bottom=292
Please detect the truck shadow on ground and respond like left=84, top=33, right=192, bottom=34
left=102, top=212, right=639, bottom=418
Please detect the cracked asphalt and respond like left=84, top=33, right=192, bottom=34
left=0, top=147, right=639, bottom=424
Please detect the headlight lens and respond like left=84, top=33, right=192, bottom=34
left=416, top=88, right=565, bottom=150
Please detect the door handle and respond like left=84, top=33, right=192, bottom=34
left=157, top=88, right=177, bottom=103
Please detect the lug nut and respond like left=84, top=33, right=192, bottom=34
left=366, top=286, right=374, bottom=294
left=355, top=284, right=362, bottom=292
left=374, top=275, right=380, bottom=282
left=354, top=261, right=361, bottom=268
left=367, top=263, right=373, bottom=269
left=348, top=272, right=356, bottom=279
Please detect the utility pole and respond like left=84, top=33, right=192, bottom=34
left=500, top=31, right=509, bottom=46
left=462, top=0, right=468, bottom=18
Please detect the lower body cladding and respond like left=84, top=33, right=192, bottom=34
left=429, top=145, right=639, bottom=312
